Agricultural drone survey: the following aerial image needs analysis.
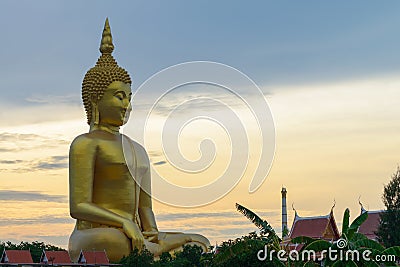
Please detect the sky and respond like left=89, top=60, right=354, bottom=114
left=1, top=1, right=400, bottom=249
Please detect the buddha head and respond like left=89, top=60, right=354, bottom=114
left=82, top=18, right=132, bottom=127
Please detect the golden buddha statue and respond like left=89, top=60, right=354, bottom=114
left=68, top=19, right=210, bottom=262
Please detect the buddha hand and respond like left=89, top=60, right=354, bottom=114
left=142, top=230, right=159, bottom=242
left=122, top=219, right=144, bottom=250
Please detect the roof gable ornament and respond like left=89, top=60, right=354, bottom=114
left=40, top=250, right=48, bottom=263
left=330, top=199, right=336, bottom=215
left=292, top=202, right=298, bottom=219
left=0, top=250, right=8, bottom=263
left=359, top=196, right=367, bottom=214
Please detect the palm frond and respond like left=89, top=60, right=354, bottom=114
left=348, top=211, right=368, bottom=239
left=290, top=236, right=316, bottom=248
left=341, top=208, right=350, bottom=235
left=303, top=240, right=332, bottom=252
left=350, top=232, right=368, bottom=242
left=235, top=203, right=277, bottom=237
left=382, top=246, right=400, bottom=257
left=353, top=238, right=384, bottom=252
left=212, top=238, right=264, bottom=265
left=332, top=260, right=357, bottom=267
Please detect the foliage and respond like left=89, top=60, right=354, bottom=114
left=282, top=225, right=289, bottom=238
left=212, top=232, right=284, bottom=267
left=292, top=208, right=400, bottom=266
left=235, top=203, right=281, bottom=250
left=377, top=167, right=400, bottom=247
left=165, top=244, right=203, bottom=267
left=209, top=204, right=286, bottom=266
left=0, top=240, right=65, bottom=263
left=235, top=203, right=278, bottom=238
left=119, top=248, right=154, bottom=267
left=118, top=245, right=205, bottom=267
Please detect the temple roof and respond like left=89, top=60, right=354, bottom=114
left=358, top=210, right=382, bottom=241
left=40, top=250, right=72, bottom=264
left=1, top=250, right=33, bottom=263
left=78, top=250, right=109, bottom=264
left=289, top=210, right=340, bottom=240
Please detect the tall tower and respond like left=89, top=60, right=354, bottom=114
left=281, top=187, right=288, bottom=237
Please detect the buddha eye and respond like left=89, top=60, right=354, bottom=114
left=115, top=93, right=124, bottom=100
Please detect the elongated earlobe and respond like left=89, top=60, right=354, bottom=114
left=91, top=102, right=100, bottom=126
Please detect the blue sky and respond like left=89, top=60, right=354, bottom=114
left=1, top=1, right=400, bottom=104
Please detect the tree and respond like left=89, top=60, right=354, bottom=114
left=211, top=203, right=285, bottom=266
left=119, top=248, right=154, bottom=267
left=377, top=167, right=400, bottom=247
left=167, top=245, right=203, bottom=267
left=235, top=203, right=281, bottom=250
left=0, top=241, right=65, bottom=263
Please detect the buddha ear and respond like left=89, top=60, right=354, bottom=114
left=90, top=95, right=100, bottom=126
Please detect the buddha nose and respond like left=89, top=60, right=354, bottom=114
left=124, top=105, right=132, bottom=114
left=122, top=99, right=130, bottom=109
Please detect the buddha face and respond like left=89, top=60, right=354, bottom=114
left=97, top=81, right=132, bottom=127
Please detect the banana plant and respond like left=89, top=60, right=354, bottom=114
left=235, top=203, right=282, bottom=250
left=212, top=203, right=285, bottom=266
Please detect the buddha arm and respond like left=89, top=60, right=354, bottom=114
left=138, top=148, right=158, bottom=232
left=69, top=135, right=126, bottom=227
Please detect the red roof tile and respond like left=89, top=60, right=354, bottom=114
left=290, top=216, right=330, bottom=239
left=79, top=251, right=109, bottom=264
left=289, top=211, right=340, bottom=240
left=358, top=211, right=382, bottom=240
left=1, top=250, right=33, bottom=263
left=41, top=251, right=71, bottom=264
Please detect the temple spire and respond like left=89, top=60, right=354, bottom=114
left=281, top=187, right=288, bottom=237
left=100, top=18, right=114, bottom=54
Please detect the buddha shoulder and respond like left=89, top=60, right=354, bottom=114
left=121, top=135, right=150, bottom=167
left=69, top=132, right=105, bottom=153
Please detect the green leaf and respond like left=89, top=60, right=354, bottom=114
left=353, top=238, right=385, bottom=252
left=382, top=246, right=400, bottom=257
left=302, top=261, right=319, bottom=267
left=290, top=236, right=317, bottom=253
left=342, top=208, right=350, bottom=236
left=291, top=236, right=317, bottom=247
left=362, top=261, right=381, bottom=267
left=358, top=247, right=385, bottom=258
left=303, top=240, right=332, bottom=252
left=212, top=238, right=266, bottom=265
left=332, top=260, right=357, bottom=267
left=235, top=203, right=280, bottom=241
left=351, top=232, right=368, bottom=242
left=348, top=211, right=368, bottom=239
left=271, top=257, right=287, bottom=266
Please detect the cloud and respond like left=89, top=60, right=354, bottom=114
left=0, top=102, right=84, bottom=128
left=0, top=132, right=69, bottom=153
left=0, top=190, right=67, bottom=202
left=34, top=162, right=68, bottom=170
left=0, top=155, right=68, bottom=172
left=0, top=216, right=73, bottom=227
left=153, top=161, right=167, bottom=166
left=132, top=84, right=270, bottom=118
left=156, top=210, right=278, bottom=221
left=0, top=132, right=43, bottom=141
left=0, top=160, right=23, bottom=164
left=33, top=156, right=68, bottom=170
left=25, top=94, right=80, bottom=105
